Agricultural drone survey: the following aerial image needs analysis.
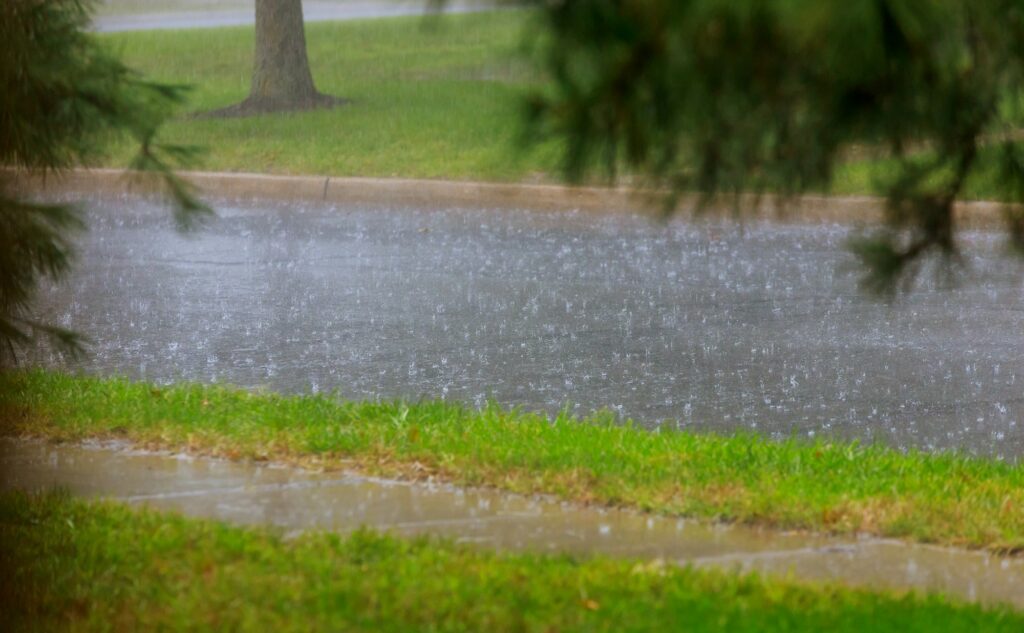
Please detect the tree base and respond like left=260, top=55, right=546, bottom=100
left=197, top=92, right=348, bottom=118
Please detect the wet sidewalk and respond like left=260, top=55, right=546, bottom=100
left=2, top=438, right=1022, bottom=608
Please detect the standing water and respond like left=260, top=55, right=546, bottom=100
left=26, top=194, right=1024, bottom=458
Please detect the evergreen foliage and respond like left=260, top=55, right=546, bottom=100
left=0, top=0, right=208, bottom=361
left=524, top=0, right=1024, bottom=291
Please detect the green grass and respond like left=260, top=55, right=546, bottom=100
left=828, top=144, right=1023, bottom=201
left=92, top=11, right=1024, bottom=202
left=99, top=11, right=565, bottom=182
left=3, top=371, right=1024, bottom=553
left=2, top=491, right=1021, bottom=631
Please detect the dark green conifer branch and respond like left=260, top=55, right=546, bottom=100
left=0, top=0, right=210, bottom=362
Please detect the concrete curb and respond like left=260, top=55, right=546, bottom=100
left=11, top=167, right=1018, bottom=228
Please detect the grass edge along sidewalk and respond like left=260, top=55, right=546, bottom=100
left=2, top=370, right=1023, bottom=553
left=2, top=491, right=1022, bottom=631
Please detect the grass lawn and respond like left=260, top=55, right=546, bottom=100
left=3, top=371, right=1023, bottom=553
left=95, top=11, right=1023, bottom=201
left=99, top=11, right=564, bottom=182
left=2, top=491, right=1021, bottom=631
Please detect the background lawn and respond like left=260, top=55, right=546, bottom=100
left=100, top=11, right=565, bottom=182
left=96, top=11, right=1023, bottom=201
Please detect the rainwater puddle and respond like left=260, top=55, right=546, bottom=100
left=2, top=438, right=1022, bottom=608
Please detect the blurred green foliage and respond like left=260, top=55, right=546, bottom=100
left=525, top=0, right=1024, bottom=292
left=0, top=0, right=208, bottom=362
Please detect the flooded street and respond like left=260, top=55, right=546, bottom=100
left=27, top=195, right=1024, bottom=458
left=4, top=438, right=1023, bottom=607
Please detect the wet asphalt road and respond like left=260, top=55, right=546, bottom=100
left=27, top=195, right=1024, bottom=458
left=93, top=1, right=497, bottom=32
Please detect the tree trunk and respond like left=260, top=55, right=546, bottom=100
left=250, top=0, right=318, bottom=107
left=207, top=0, right=344, bottom=116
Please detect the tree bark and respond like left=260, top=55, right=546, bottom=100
left=206, top=0, right=344, bottom=116
left=251, top=0, right=318, bottom=107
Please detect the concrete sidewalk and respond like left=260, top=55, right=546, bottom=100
left=13, top=167, right=1017, bottom=228
left=3, top=438, right=1023, bottom=608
